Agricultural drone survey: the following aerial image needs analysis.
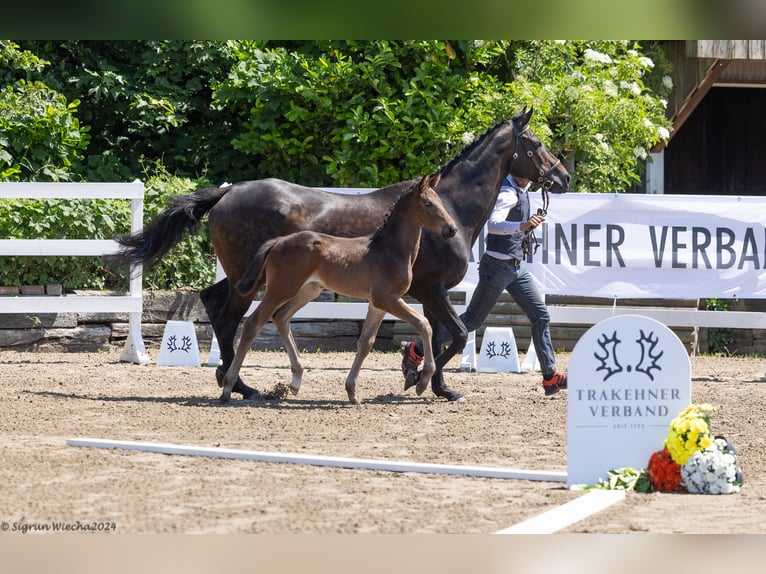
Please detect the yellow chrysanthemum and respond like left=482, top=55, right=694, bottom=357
left=664, top=403, right=716, bottom=465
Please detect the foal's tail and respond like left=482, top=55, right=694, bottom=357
left=114, top=185, right=230, bottom=268
left=235, top=238, right=279, bottom=297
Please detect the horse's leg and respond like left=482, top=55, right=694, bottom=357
left=220, top=294, right=283, bottom=404
left=272, top=282, right=324, bottom=395
left=200, top=278, right=261, bottom=399
left=344, top=306, right=386, bottom=405
left=418, top=288, right=468, bottom=402
left=382, top=298, right=435, bottom=395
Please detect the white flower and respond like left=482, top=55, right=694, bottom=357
left=584, top=48, right=612, bottom=64
left=662, top=75, right=674, bottom=90
left=620, top=80, right=641, bottom=95
left=681, top=438, right=742, bottom=494
left=461, top=132, right=475, bottom=146
left=570, top=70, right=585, bottom=82
left=634, top=147, right=647, bottom=160
left=564, top=86, right=579, bottom=101
left=638, top=56, right=654, bottom=68
left=602, top=80, right=618, bottom=97
left=657, top=126, right=670, bottom=140
left=660, top=98, right=668, bottom=108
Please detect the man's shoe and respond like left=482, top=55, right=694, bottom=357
left=401, top=341, right=423, bottom=390
left=543, top=370, right=567, bottom=396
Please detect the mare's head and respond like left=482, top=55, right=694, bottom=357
left=508, top=108, right=570, bottom=194
left=411, top=173, right=457, bottom=239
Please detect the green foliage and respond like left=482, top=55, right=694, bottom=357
left=578, top=467, right=654, bottom=492
left=506, top=41, right=673, bottom=192
left=215, top=40, right=515, bottom=187
left=0, top=41, right=89, bottom=181
left=214, top=40, right=672, bottom=192
left=18, top=40, right=251, bottom=182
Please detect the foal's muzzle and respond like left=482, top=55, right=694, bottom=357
left=442, top=225, right=458, bottom=239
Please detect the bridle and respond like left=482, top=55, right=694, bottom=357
left=509, top=119, right=562, bottom=202
left=509, top=119, right=561, bottom=255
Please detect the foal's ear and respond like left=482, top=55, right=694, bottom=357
left=428, top=172, right=441, bottom=190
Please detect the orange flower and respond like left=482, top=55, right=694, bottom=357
left=647, top=448, right=686, bottom=492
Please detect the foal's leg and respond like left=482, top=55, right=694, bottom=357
left=344, top=306, right=386, bottom=405
left=200, top=278, right=261, bottom=399
left=220, top=294, right=284, bottom=403
left=382, top=298, right=435, bottom=395
left=271, top=282, right=324, bottom=395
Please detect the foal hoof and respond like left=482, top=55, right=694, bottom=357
left=219, top=391, right=231, bottom=404
left=415, top=377, right=430, bottom=396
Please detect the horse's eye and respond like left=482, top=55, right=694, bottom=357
left=424, top=201, right=433, bottom=207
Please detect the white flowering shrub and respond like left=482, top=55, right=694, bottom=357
left=504, top=41, right=674, bottom=193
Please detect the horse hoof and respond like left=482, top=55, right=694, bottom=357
left=347, top=394, right=361, bottom=405
left=290, top=384, right=300, bottom=396
left=436, top=388, right=465, bottom=402
left=415, top=378, right=430, bottom=396
left=219, top=394, right=231, bottom=404
left=403, top=369, right=420, bottom=391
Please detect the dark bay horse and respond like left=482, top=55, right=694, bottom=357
left=115, top=108, right=570, bottom=402
left=221, top=173, right=456, bottom=405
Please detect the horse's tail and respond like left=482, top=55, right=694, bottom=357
left=235, top=238, right=279, bottom=297
left=114, top=185, right=230, bottom=268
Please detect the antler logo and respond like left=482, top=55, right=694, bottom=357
left=594, top=331, right=623, bottom=380
left=635, top=329, right=663, bottom=380
left=593, top=329, right=664, bottom=382
left=484, top=340, right=513, bottom=360
left=166, top=334, right=193, bottom=354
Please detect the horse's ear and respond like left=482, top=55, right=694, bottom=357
left=428, top=172, right=441, bottom=190
left=521, top=107, right=533, bottom=126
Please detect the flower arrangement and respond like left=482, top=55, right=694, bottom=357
left=681, top=436, right=743, bottom=494
left=579, top=403, right=743, bottom=495
left=664, top=403, right=716, bottom=465
left=646, top=448, right=685, bottom=493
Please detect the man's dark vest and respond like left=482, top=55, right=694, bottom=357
left=485, top=176, right=530, bottom=261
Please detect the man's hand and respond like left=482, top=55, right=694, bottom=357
left=520, top=213, right=545, bottom=232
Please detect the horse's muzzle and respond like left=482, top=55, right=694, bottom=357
left=442, top=225, right=458, bottom=239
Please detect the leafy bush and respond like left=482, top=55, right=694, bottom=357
left=0, top=41, right=88, bottom=181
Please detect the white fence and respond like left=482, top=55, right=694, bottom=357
left=0, top=181, right=148, bottom=364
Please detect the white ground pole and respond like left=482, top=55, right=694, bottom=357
left=66, top=438, right=625, bottom=533
left=66, top=438, right=566, bottom=482
left=494, top=490, right=626, bottom=534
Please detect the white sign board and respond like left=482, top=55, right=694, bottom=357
left=567, top=314, right=691, bottom=488
left=526, top=192, right=766, bottom=299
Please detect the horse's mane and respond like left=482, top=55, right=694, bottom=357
left=369, top=179, right=418, bottom=245
left=437, top=119, right=507, bottom=179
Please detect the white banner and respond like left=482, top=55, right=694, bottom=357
left=525, top=193, right=766, bottom=299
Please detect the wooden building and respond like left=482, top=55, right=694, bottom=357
left=647, top=40, right=766, bottom=196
